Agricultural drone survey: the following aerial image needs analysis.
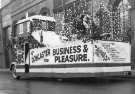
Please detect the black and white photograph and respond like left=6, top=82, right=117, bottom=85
left=0, top=0, right=134, bottom=94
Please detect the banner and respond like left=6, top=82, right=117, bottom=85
left=29, top=42, right=93, bottom=65
left=29, top=41, right=131, bottom=65
left=94, top=41, right=131, bottom=63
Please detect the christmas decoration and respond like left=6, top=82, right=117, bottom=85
left=53, top=0, right=131, bottom=42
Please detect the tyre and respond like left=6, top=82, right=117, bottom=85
left=11, top=65, right=20, bottom=79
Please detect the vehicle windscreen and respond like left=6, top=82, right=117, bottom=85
left=32, top=19, right=55, bottom=31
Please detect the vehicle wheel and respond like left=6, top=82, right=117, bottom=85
left=11, top=65, right=20, bottom=79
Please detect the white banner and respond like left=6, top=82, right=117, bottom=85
left=29, top=42, right=93, bottom=65
left=94, top=41, right=131, bottom=63
left=28, top=41, right=131, bottom=65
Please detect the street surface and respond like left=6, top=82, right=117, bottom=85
left=0, top=72, right=135, bottom=94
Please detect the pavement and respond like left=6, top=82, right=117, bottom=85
left=0, top=68, right=9, bottom=72
left=1, top=72, right=135, bottom=94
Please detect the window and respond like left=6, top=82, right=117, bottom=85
left=16, top=21, right=30, bottom=35
left=20, top=24, right=23, bottom=34
left=23, top=22, right=27, bottom=33
left=27, top=21, right=30, bottom=32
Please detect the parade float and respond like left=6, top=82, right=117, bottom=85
left=10, top=0, right=131, bottom=79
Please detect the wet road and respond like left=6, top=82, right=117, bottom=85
left=1, top=72, right=135, bottom=94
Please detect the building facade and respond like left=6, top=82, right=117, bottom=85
left=0, top=10, right=5, bottom=68
left=0, top=0, right=11, bottom=68
left=1, top=0, right=12, bottom=68
left=129, top=5, right=135, bottom=65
